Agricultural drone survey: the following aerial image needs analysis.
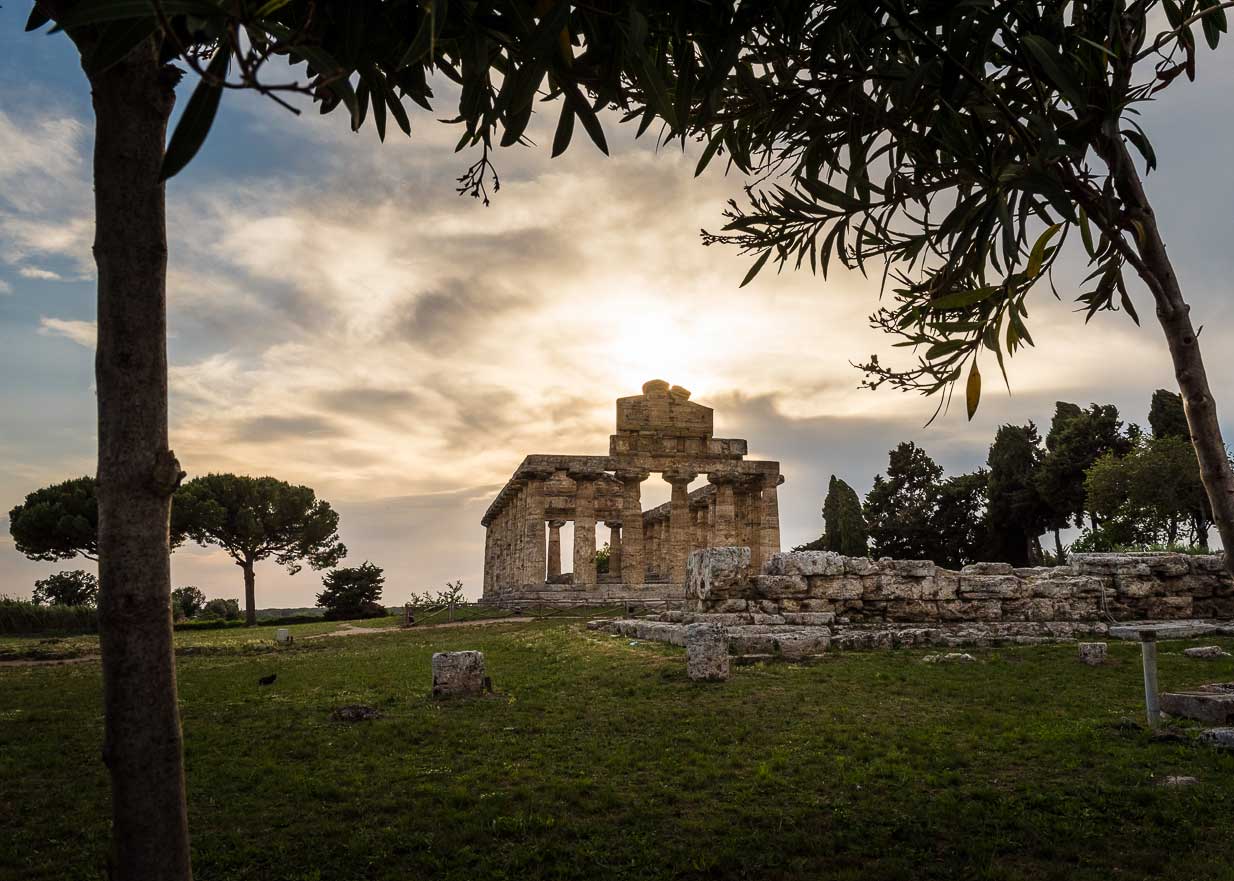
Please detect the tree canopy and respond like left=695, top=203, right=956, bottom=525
left=317, top=561, right=386, bottom=621
left=171, top=585, right=206, bottom=619
left=700, top=0, right=1234, bottom=570
left=822, top=475, right=868, bottom=557
left=8, top=477, right=99, bottom=563
left=172, top=474, right=347, bottom=625
left=32, top=570, right=99, bottom=607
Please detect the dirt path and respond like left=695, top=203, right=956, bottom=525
left=0, top=654, right=102, bottom=668
left=302, top=616, right=533, bottom=640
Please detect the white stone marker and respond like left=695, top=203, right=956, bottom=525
left=431, top=651, right=487, bottom=697
left=275, top=628, right=291, bottom=645
left=1077, top=642, right=1107, bottom=665
left=685, top=623, right=729, bottom=681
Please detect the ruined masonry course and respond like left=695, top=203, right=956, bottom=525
left=480, top=382, right=783, bottom=607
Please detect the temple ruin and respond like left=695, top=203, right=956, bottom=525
left=480, top=380, right=783, bottom=606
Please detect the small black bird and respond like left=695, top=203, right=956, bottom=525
left=257, top=673, right=277, bottom=687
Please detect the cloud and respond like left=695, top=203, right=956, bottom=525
left=0, top=279, right=11, bottom=295
left=18, top=266, right=63, bottom=281
left=38, top=317, right=96, bottom=348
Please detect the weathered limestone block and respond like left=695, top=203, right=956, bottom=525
left=686, top=547, right=752, bottom=606
left=431, top=651, right=487, bottom=698
left=886, top=600, right=940, bottom=622
left=765, top=550, right=846, bottom=577
left=844, top=556, right=879, bottom=576
left=749, top=613, right=787, bottom=625
left=879, top=558, right=936, bottom=577
left=934, top=574, right=960, bottom=601
left=922, top=652, right=975, bottom=663
left=1112, top=576, right=1163, bottom=599
left=710, top=599, right=749, bottom=613
left=1027, top=575, right=1103, bottom=598
left=806, top=574, right=864, bottom=600
left=1192, top=554, right=1229, bottom=574
left=962, top=562, right=1014, bottom=575
left=1161, top=687, right=1234, bottom=724
left=938, top=600, right=1002, bottom=621
left=753, top=574, right=808, bottom=599
left=1143, top=554, right=1193, bottom=577
left=782, top=612, right=837, bottom=625
left=958, top=575, right=1024, bottom=600
left=685, top=623, right=730, bottom=681
left=1142, top=596, right=1193, bottom=619
left=870, top=575, right=930, bottom=600
left=1071, top=554, right=1152, bottom=577
left=1184, top=646, right=1232, bottom=659
left=1199, top=727, right=1234, bottom=749
left=1077, top=642, right=1107, bottom=665
left=771, top=630, right=831, bottom=659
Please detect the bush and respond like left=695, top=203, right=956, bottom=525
left=405, top=580, right=466, bottom=610
left=171, top=585, right=206, bottom=619
left=317, top=562, right=385, bottom=620
left=0, top=596, right=98, bottom=634
left=200, top=598, right=241, bottom=621
left=31, top=570, right=98, bottom=607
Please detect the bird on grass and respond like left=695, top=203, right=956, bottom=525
left=257, top=673, right=277, bottom=687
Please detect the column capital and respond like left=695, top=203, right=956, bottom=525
left=707, top=469, right=740, bottom=486
left=604, top=520, right=623, bottom=529
left=516, top=465, right=556, bottom=482
left=662, top=467, right=698, bottom=485
left=763, top=472, right=785, bottom=488
left=568, top=467, right=607, bottom=483
left=614, top=468, right=650, bottom=484
left=547, top=519, right=567, bottom=529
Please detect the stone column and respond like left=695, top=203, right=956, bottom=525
left=708, top=471, right=738, bottom=546
left=663, top=468, right=697, bottom=584
left=741, top=476, right=764, bottom=570
left=691, top=500, right=707, bottom=554
left=707, top=494, right=717, bottom=547
left=546, top=519, right=565, bottom=579
left=616, top=470, right=648, bottom=585
left=760, top=473, right=783, bottom=562
left=606, top=522, right=622, bottom=579
left=570, top=469, right=603, bottom=586
left=519, top=469, right=550, bottom=584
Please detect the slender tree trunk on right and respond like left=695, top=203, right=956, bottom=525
left=242, top=556, right=257, bottom=626
left=88, top=40, right=193, bottom=881
left=1054, top=528, right=1064, bottom=562
left=1104, top=136, right=1234, bottom=573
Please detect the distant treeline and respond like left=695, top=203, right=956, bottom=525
left=802, top=389, right=1215, bottom=567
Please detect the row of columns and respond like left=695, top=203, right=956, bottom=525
left=483, top=468, right=781, bottom=592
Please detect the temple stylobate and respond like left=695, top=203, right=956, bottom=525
left=479, top=380, right=783, bottom=606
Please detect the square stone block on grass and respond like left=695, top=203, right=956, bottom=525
left=1078, top=642, right=1107, bottom=665
left=431, top=651, right=488, bottom=698
left=685, top=622, right=730, bottom=682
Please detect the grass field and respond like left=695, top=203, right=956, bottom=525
left=4, top=618, right=1234, bottom=881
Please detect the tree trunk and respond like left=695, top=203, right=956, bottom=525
left=242, top=556, right=257, bottom=626
left=1054, top=528, right=1064, bottom=561
left=88, top=43, right=192, bottom=881
left=1105, top=137, right=1234, bottom=573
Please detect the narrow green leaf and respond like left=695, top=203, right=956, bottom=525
left=563, top=83, right=607, bottom=155
left=930, top=286, right=999, bottom=310
left=1021, top=35, right=1087, bottom=110
left=740, top=250, right=771, bottom=288
left=1026, top=223, right=1062, bottom=277
left=551, top=102, right=574, bottom=158
left=160, top=47, right=228, bottom=181
left=86, top=17, right=158, bottom=73
left=965, top=360, right=981, bottom=420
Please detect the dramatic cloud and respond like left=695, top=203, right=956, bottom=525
left=5, top=45, right=1234, bottom=605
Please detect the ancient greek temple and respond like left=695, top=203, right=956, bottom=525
left=480, top=381, right=783, bottom=606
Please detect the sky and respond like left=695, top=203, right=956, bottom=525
left=3, top=10, right=1234, bottom=607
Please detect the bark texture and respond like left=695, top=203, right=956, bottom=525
left=89, top=43, right=192, bottom=881
left=242, top=557, right=257, bottom=626
left=1106, top=136, right=1234, bottom=573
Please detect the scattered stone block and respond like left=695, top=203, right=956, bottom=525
left=685, top=623, right=730, bottom=681
left=1158, top=775, right=1199, bottom=787
left=1078, top=642, right=1108, bottom=665
left=922, top=652, right=975, bottom=664
left=331, top=705, right=382, bottom=722
left=1160, top=686, right=1234, bottom=724
left=431, top=651, right=488, bottom=698
left=1199, top=727, right=1234, bottom=749
left=275, top=628, right=292, bottom=645
left=1184, top=645, right=1232, bottom=659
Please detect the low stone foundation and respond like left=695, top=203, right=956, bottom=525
left=480, top=581, right=686, bottom=609
left=687, top=548, right=1234, bottom=623
left=587, top=548, right=1234, bottom=659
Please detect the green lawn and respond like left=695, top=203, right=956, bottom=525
left=3, top=620, right=1234, bottom=880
